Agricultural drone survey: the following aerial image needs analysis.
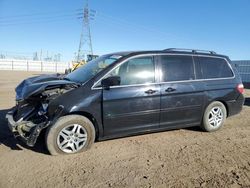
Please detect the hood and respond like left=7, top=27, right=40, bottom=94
left=15, top=74, right=79, bottom=100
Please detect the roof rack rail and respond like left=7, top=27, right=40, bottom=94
left=164, top=48, right=216, bottom=55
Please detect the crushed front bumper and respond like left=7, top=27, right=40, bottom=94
left=6, top=105, right=64, bottom=147
left=6, top=110, right=48, bottom=147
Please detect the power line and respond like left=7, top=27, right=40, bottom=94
left=0, top=50, right=62, bottom=61
left=0, top=16, right=82, bottom=26
left=97, top=12, right=181, bottom=40
left=0, top=8, right=83, bottom=25
left=0, top=13, right=82, bottom=23
left=0, top=15, right=82, bottom=25
left=0, top=9, right=83, bottom=26
left=0, top=9, right=82, bottom=20
left=94, top=11, right=193, bottom=45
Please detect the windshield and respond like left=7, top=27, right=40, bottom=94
left=66, top=54, right=122, bottom=83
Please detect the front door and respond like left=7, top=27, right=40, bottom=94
left=102, top=56, right=161, bottom=136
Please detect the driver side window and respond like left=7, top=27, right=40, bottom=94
left=106, top=56, right=155, bottom=86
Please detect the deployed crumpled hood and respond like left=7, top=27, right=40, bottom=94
left=15, top=73, right=78, bottom=100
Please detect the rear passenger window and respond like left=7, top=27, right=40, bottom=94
left=160, top=55, right=195, bottom=82
left=199, top=57, right=233, bottom=79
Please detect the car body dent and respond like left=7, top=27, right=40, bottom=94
left=15, top=73, right=79, bottom=100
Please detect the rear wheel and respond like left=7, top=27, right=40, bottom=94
left=201, top=101, right=227, bottom=132
left=45, top=115, right=95, bottom=155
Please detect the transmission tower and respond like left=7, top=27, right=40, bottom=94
left=77, top=0, right=94, bottom=62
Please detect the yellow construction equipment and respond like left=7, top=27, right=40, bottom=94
left=65, top=55, right=99, bottom=74
left=65, top=60, right=85, bottom=74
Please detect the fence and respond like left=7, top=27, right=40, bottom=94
left=0, top=59, right=71, bottom=73
left=232, top=60, right=250, bottom=83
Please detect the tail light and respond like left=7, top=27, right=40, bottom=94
left=237, top=83, right=244, bottom=94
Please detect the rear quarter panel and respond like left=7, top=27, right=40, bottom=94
left=203, top=57, right=243, bottom=116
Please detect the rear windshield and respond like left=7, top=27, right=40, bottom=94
left=199, top=57, right=234, bottom=79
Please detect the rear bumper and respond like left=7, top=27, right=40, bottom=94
left=6, top=110, right=48, bottom=147
left=226, top=94, right=245, bottom=117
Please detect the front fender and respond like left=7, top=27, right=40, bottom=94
left=47, top=86, right=103, bottom=138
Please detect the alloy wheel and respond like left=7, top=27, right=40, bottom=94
left=57, top=124, right=87, bottom=153
left=208, top=107, right=223, bottom=128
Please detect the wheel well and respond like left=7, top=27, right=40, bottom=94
left=209, top=100, right=229, bottom=117
left=204, top=100, right=229, bottom=118
left=218, top=100, right=229, bottom=117
left=67, top=111, right=99, bottom=139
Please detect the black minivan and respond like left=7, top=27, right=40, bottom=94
left=6, top=48, right=245, bottom=155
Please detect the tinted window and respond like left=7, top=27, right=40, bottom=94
left=107, top=56, right=155, bottom=85
left=199, top=57, right=233, bottom=79
left=160, top=55, right=195, bottom=82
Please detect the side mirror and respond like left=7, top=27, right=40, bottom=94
left=101, top=76, right=121, bottom=89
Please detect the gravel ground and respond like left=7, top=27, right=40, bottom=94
left=0, top=71, right=249, bottom=188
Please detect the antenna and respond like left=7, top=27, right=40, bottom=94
left=76, top=0, right=94, bottom=62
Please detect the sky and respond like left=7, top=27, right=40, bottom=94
left=0, top=0, right=250, bottom=61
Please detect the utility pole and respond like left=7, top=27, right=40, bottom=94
left=77, top=0, right=94, bottom=62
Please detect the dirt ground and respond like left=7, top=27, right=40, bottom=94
left=0, top=71, right=249, bottom=188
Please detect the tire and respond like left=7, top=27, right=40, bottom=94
left=45, top=115, right=95, bottom=155
left=201, top=101, right=227, bottom=132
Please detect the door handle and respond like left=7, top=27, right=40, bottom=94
left=165, top=87, right=176, bottom=92
left=145, top=89, right=157, bottom=94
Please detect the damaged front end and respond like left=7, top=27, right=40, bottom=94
left=6, top=74, right=79, bottom=147
left=6, top=99, right=63, bottom=147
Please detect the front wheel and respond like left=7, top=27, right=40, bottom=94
left=201, top=101, right=227, bottom=132
left=45, top=115, right=95, bottom=155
